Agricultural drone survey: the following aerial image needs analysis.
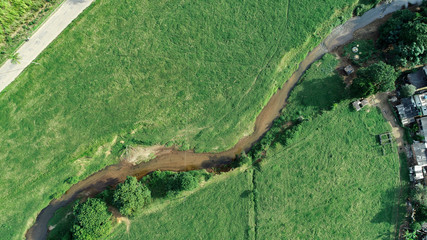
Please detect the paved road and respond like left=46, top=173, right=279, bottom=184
left=0, top=0, right=94, bottom=93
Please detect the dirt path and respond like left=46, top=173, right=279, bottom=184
left=25, top=1, right=424, bottom=239
left=370, top=93, right=406, bottom=151
left=0, top=0, right=95, bottom=93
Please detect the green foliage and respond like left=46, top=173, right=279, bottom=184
left=404, top=230, right=418, bottom=240
left=379, top=7, right=427, bottom=67
left=71, top=198, right=112, bottom=240
left=64, top=176, right=79, bottom=185
left=401, top=84, right=417, bottom=97
left=113, top=176, right=151, bottom=217
left=379, top=10, right=417, bottom=46
left=142, top=170, right=206, bottom=198
left=352, top=61, right=397, bottom=97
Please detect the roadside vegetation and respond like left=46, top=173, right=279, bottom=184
left=0, top=0, right=63, bottom=63
left=0, top=0, right=361, bottom=238
left=48, top=54, right=402, bottom=239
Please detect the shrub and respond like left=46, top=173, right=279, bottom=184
left=71, top=198, right=112, bottom=240
left=113, top=176, right=151, bottom=217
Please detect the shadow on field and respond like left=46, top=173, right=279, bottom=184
left=291, top=75, right=348, bottom=112
left=370, top=187, right=400, bottom=239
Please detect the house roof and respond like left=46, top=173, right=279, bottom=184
left=408, top=69, right=427, bottom=89
left=413, top=93, right=427, bottom=115
left=413, top=141, right=427, bottom=167
left=397, top=98, right=418, bottom=125
left=419, top=117, right=427, bottom=139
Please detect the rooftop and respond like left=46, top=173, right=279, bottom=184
left=396, top=98, right=418, bottom=125
left=408, top=68, right=427, bottom=90
left=413, top=141, right=427, bottom=167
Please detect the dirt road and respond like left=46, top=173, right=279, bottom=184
left=0, top=0, right=94, bottom=93
left=371, top=93, right=406, bottom=151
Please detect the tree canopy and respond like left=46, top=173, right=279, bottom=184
left=352, top=61, right=397, bottom=97
left=113, top=176, right=151, bottom=217
left=71, top=198, right=112, bottom=240
left=401, top=84, right=416, bottom=97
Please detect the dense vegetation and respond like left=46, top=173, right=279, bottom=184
left=379, top=5, right=427, bottom=67
left=0, top=0, right=360, bottom=238
left=71, top=198, right=112, bottom=240
left=0, top=0, right=62, bottom=63
left=102, top=54, right=402, bottom=239
left=113, top=176, right=151, bottom=217
left=352, top=61, right=398, bottom=97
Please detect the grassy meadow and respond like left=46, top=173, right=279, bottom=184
left=0, top=0, right=360, bottom=238
left=73, top=55, right=401, bottom=239
left=256, top=104, right=400, bottom=239
left=106, top=169, right=254, bottom=240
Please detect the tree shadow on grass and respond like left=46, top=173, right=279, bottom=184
left=289, top=75, right=349, bottom=114
left=370, top=186, right=401, bottom=240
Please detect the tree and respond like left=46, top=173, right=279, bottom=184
left=113, top=176, right=151, bottom=217
left=176, top=172, right=198, bottom=191
left=401, top=84, right=417, bottom=97
left=71, top=198, right=112, bottom=240
left=352, top=61, right=398, bottom=97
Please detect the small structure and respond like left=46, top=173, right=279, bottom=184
left=344, top=65, right=354, bottom=75
left=414, top=93, right=427, bottom=115
left=418, top=116, right=427, bottom=140
left=396, top=97, right=418, bottom=125
left=379, top=132, right=393, bottom=145
left=412, top=141, right=427, bottom=167
left=407, top=66, right=427, bottom=93
left=352, top=99, right=368, bottom=111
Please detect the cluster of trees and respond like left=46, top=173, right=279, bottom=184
left=67, top=176, right=151, bottom=240
left=379, top=7, right=427, bottom=67
left=141, top=170, right=209, bottom=198
left=57, top=170, right=210, bottom=240
left=351, top=61, right=398, bottom=97
left=404, top=184, right=427, bottom=239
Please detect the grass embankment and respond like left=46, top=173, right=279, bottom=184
left=103, top=55, right=402, bottom=239
left=0, top=0, right=64, bottom=63
left=0, top=0, right=359, bottom=238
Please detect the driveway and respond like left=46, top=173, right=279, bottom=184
left=0, top=0, right=94, bottom=93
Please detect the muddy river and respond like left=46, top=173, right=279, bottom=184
left=25, top=0, right=424, bottom=239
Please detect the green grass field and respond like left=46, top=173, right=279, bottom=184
left=256, top=104, right=400, bottom=239
left=96, top=55, right=402, bottom=239
left=106, top=169, right=254, bottom=240
left=0, top=0, right=360, bottom=238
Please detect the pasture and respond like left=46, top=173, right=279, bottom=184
left=0, top=0, right=358, bottom=238
left=105, top=54, right=402, bottom=239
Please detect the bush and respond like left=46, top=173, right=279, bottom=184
left=71, top=198, right=112, bottom=240
left=401, top=84, right=416, bottom=97
left=142, top=170, right=204, bottom=197
left=113, top=176, right=151, bottom=217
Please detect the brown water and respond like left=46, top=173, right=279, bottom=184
left=25, top=1, right=422, bottom=239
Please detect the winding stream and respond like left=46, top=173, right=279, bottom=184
left=25, top=0, right=424, bottom=239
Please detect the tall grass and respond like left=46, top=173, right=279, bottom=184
left=0, top=0, right=358, bottom=238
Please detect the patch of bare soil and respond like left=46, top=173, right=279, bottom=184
left=124, top=145, right=165, bottom=165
